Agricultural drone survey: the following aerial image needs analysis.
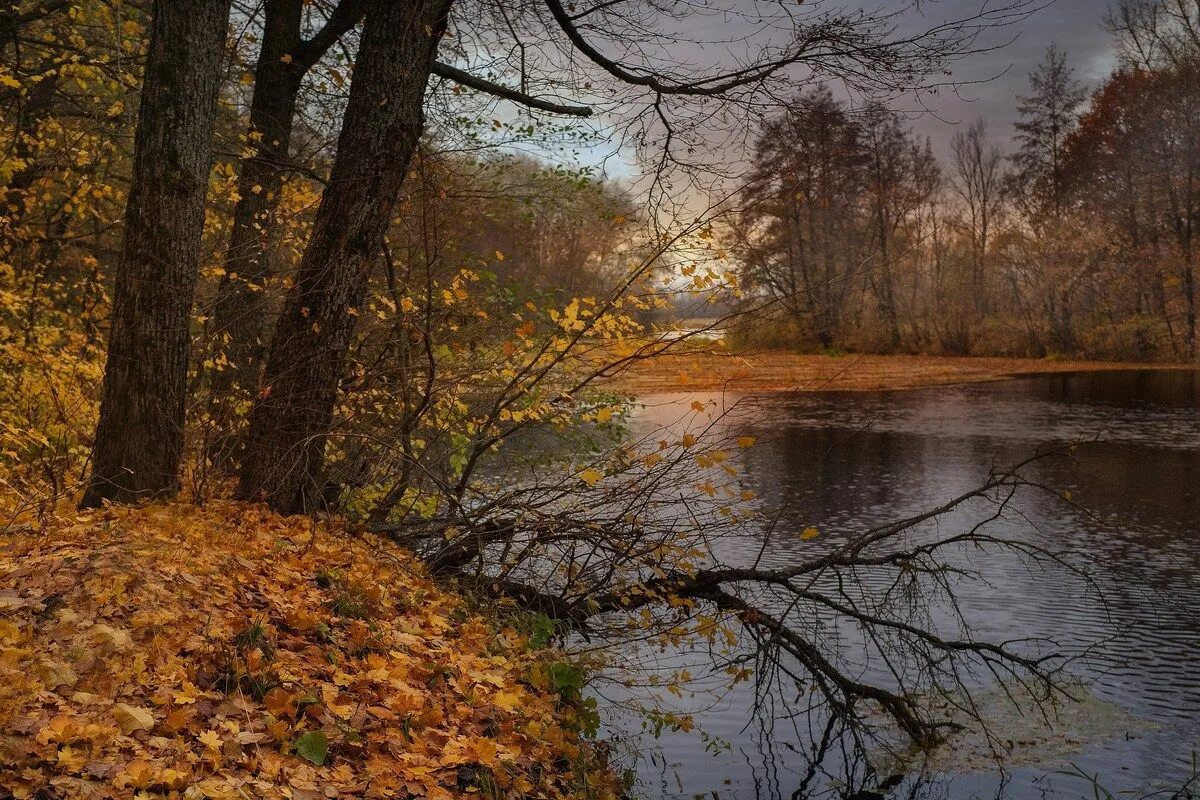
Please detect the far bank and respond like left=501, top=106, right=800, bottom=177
left=607, top=351, right=1199, bottom=395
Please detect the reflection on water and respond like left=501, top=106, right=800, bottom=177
left=613, top=370, right=1200, bottom=800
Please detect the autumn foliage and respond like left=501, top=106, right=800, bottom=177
left=0, top=502, right=619, bottom=800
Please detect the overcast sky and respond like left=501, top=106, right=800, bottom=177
left=569, top=0, right=1123, bottom=186
left=903, top=0, right=1118, bottom=157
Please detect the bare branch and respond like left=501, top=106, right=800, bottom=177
left=431, top=60, right=593, bottom=116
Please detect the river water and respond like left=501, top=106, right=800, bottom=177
left=610, top=369, right=1200, bottom=800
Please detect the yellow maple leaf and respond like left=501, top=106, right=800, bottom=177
left=173, top=681, right=200, bottom=705
left=198, top=728, right=222, bottom=751
left=57, top=745, right=87, bottom=771
left=121, top=759, right=154, bottom=789
left=492, top=690, right=522, bottom=712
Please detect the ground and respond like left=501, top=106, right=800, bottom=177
left=608, top=351, right=1193, bottom=394
left=0, top=502, right=617, bottom=800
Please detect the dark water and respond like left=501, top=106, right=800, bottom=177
left=611, top=370, right=1200, bottom=800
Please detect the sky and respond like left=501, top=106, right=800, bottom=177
left=543, top=0, right=1124, bottom=189
left=887, top=0, right=1119, bottom=157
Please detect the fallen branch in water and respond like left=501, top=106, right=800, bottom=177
left=376, top=449, right=1083, bottom=748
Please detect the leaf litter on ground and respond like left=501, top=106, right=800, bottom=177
left=0, top=501, right=618, bottom=800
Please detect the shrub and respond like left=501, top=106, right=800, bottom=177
left=1077, top=315, right=1175, bottom=362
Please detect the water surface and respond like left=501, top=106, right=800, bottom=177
left=613, top=369, right=1200, bottom=800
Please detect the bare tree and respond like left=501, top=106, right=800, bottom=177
left=861, top=102, right=938, bottom=350
left=951, top=118, right=1004, bottom=314
left=735, top=87, right=866, bottom=349
left=734, top=93, right=938, bottom=352
left=1107, top=0, right=1200, bottom=68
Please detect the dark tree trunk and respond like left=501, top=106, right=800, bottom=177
left=1185, top=261, right=1197, bottom=359
left=80, top=0, right=230, bottom=508
left=238, top=0, right=452, bottom=514
left=2, top=72, right=59, bottom=237
left=204, top=0, right=306, bottom=461
left=873, top=202, right=901, bottom=351
left=205, top=0, right=371, bottom=395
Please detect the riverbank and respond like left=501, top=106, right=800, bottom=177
left=0, top=501, right=616, bottom=800
left=608, top=352, right=1195, bottom=394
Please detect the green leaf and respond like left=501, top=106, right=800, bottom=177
left=529, top=614, right=556, bottom=649
left=295, top=730, right=328, bottom=765
left=448, top=432, right=471, bottom=476
left=580, top=696, right=601, bottom=738
left=547, top=661, right=584, bottom=692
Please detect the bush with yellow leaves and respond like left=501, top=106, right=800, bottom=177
left=0, top=263, right=104, bottom=509
left=0, top=502, right=620, bottom=800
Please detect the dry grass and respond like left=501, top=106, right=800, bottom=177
left=606, top=351, right=1194, bottom=395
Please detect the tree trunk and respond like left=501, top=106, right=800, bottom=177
left=238, top=0, right=452, bottom=514
left=204, top=0, right=372, bottom=470
left=2, top=72, right=59, bottom=241
left=80, top=0, right=230, bottom=508
left=204, top=0, right=305, bottom=462
left=873, top=199, right=900, bottom=351
left=1185, top=261, right=1197, bottom=359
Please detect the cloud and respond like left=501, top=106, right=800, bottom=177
left=903, top=0, right=1115, bottom=156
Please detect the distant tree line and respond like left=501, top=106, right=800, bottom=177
left=734, top=2, right=1200, bottom=362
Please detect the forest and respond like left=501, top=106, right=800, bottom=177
left=735, top=21, right=1200, bottom=361
left=2, top=0, right=1199, bottom=799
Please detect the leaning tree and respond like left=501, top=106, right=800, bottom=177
left=234, top=0, right=1040, bottom=512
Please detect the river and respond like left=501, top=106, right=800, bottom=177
left=607, top=369, right=1200, bottom=800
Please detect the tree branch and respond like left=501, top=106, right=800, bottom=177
left=430, top=61, right=593, bottom=117
left=293, top=0, right=372, bottom=71
left=0, top=0, right=69, bottom=51
left=543, top=0, right=798, bottom=97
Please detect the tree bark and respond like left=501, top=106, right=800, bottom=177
left=237, top=0, right=452, bottom=514
left=80, top=0, right=231, bottom=508
left=205, top=0, right=371, bottom=428
left=203, top=0, right=306, bottom=464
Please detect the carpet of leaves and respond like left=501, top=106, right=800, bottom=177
left=0, top=502, right=619, bottom=800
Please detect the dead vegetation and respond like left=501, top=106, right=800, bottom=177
left=608, top=351, right=1193, bottom=395
left=0, top=502, right=618, bottom=800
